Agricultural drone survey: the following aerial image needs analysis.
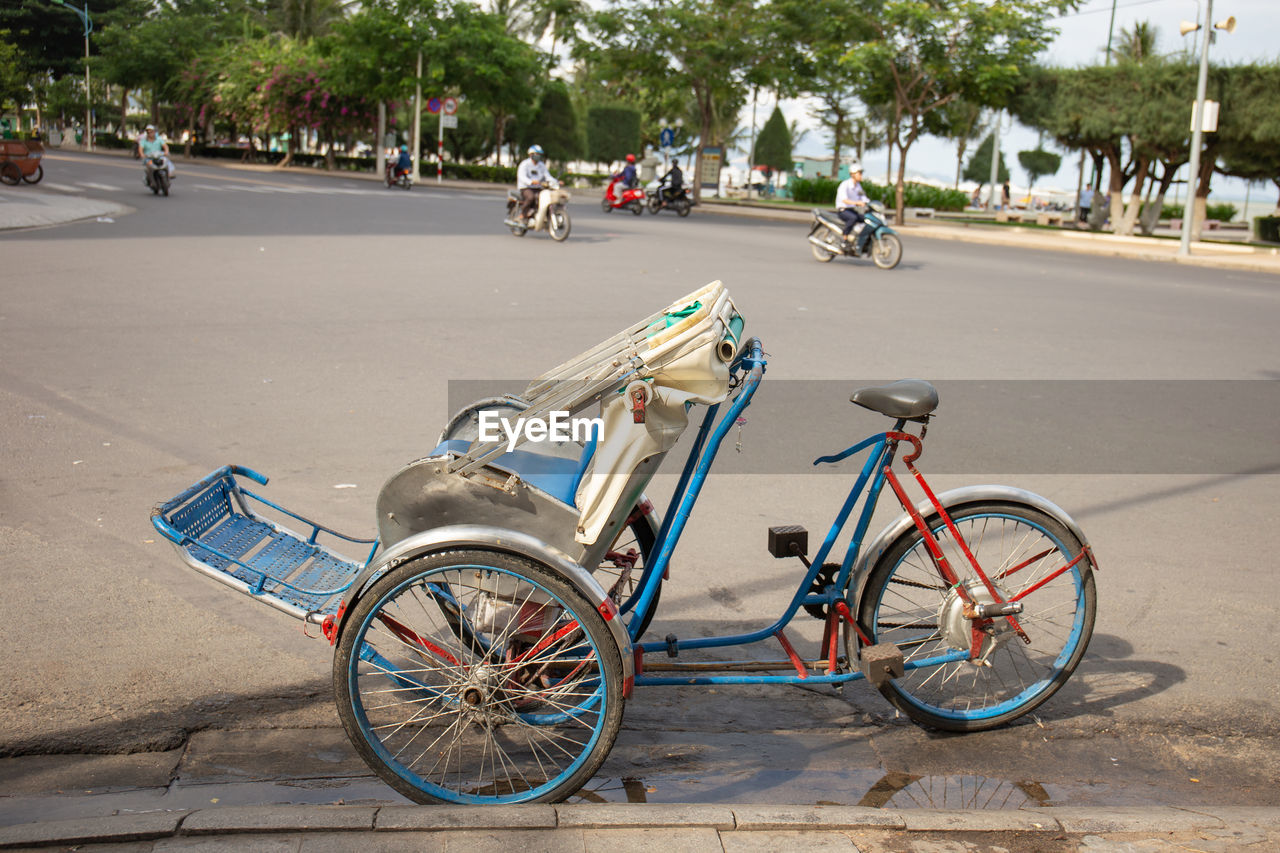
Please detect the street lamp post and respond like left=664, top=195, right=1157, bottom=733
left=1178, top=1, right=1235, bottom=257
left=51, top=0, right=93, bottom=151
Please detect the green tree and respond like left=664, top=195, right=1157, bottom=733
left=753, top=105, right=791, bottom=185
left=524, top=79, right=581, bottom=164
left=963, top=133, right=1008, bottom=196
left=583, top=0, right=761, bottom=201
left=0, top=31, right=27, bottom=112
left=585, top=103, right=639, bottom=165
left=840, top=0, right=1072, bottom=224
left=932, top=99, right=983, bottom=189
left=1111, top=20, right=1158, bottom=64
left=1018, top=147, right=1061, bottom=197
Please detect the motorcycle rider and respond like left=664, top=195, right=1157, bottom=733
left=614, top=153, right=638, bottom=200
left=659, top=160, right=684, bottom=204
left=516, top=144, right=555, bottom=222
left=835, top=163, right=868, bottom=243
left=137, top=124, right=174, bottom=184
left=394, top=144, right=412, bottom=181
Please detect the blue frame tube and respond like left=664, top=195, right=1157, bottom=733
left=628, top=343, right=765, bottom=641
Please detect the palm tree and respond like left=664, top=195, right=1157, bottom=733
left=1112, top=21, right=1159, bottom=63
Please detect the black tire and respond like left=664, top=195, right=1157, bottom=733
left=810, top=229, right=838, bottom=263
left=851, top=501, right=1096, bottom=732
left=401, top=176, right=412, bottom=191
left=549, top=208, right=571, bottom=242
left=149, top=173, right=160, bottom=195
left=334, top=550, right=625, bottom=804
left=676, top=200, right=690, bottom=217
left=601, top=198, right=612, bottom=213
left=2, top=162, right=23, bottom=185
left=629, top=201, right=642, bottom=216
left=509, top=224, right=527, bottom=237
left=22, top=165, right=43, bottom=185
left=648, top=195, right=661, bottom=214
left=157, top=172, right=170, bottom=197
left=871, top=233, right=903, bottom=270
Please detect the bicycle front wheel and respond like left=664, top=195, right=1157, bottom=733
left=334, top=550, right=625, bottom=804
left=853, top=501, right=1095, bottom=731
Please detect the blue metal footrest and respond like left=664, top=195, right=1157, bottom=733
left=152, top=465, right=379, bottom=623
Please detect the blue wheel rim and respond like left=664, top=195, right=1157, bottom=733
left=345, top=564, right=610, bottom=803
left=869, top=512, right=1088, bottom=722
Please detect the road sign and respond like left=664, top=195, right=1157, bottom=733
left=427, top=97, right=442, bottom=115
left=443, top=97, right=458, bottom=116
left=660, top=127, right=674, bottom=148
left=441, top=115, right=458, bottom=129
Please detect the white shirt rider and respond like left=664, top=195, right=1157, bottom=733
left=517, top=157, right=557, bottom=191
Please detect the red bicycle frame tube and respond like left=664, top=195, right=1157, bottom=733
left=882, top=432, right=1031, bottom=646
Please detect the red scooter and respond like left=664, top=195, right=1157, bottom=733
left=602, top=177, right=645, bottom=215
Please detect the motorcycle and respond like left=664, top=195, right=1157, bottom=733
left=384, top=160, right=412, bottom=190
left=144, top=156, right=171, bottom=196
left=602, top=176, right=645, bottom=215
left=647, top=177, right=692, bottom=217
left=504, top=183, right=572, bottom=242
left=808, top=202, right=902, bottom=270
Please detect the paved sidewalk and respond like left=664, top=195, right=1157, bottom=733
left=1, top=803, right=1277, bottom=851
left=0, top=186, right=130, bottom=230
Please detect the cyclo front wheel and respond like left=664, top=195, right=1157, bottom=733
left=851, top=501, right=1095, bottom=732
left=334, top=550, right=625, bottom=804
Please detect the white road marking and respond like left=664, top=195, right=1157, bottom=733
left=77, top=182, right=123, bottom=191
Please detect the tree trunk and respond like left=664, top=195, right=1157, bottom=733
left=1190, top=142, right=1217, bottom=240
left=1114, top=157, right=1149, bottom=236
left=324, top=129, right=336, bottom=170
left=1139, top=163, right=1178, bottom=236
left=894, top=140, right=909, bottom=225
left=119, top=87, right=129, bottom=138
left=1104, top=148, right=1125, bottom=231
left=830, top=113, right=842, bottom=179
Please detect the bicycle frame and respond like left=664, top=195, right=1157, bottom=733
left=627, top=338, right=1058, bottom=688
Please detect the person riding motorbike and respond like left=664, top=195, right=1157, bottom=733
left=616, top=153, right=638, bottom=195
left=659, top=160, right=684, bottom=202
left=835, top=163, right=868, bottom=243
left=394, top=145, right=412, bottom=179
left=137, top=124, right=174, bottom=184
left=516, top=144, right=556, bottom=222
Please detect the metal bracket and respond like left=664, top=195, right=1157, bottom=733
left=860, top=642, right=905, bottom=687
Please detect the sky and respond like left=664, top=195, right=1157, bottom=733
left=753, top=0, right=1279, bottom=205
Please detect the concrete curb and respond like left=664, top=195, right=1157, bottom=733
left=3, top=805, right=1278, bottom=849
left=0, top=190, right=132, bottom=232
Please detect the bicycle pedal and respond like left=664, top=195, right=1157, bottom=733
left=768, top=525, right=808, bottom=559
left=860, top=642, right=905, bottom=688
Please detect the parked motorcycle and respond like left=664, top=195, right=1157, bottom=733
left=807, top=202, right=902, bottom=270
left=602, top=177, right=645, bottom=215
left=144, top=156, right=171, bottom=196
left=647, top=177, right=692, bottom=217
left=384, top=160, right=412, bottom=190
left=504, top=183, right=572, bottom=242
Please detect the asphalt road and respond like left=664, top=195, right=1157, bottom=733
left=2, top=151, right=1278, bottom=807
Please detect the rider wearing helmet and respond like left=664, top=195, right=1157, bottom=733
left=137, top=124, right=174, bottom=183
left=394, top=144, right=412, bottom=178
left=516, top=144, right=556, bottom=221
left=619, top=153, right=638, bottom=191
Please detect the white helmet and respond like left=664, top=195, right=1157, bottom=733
left=849, top=162, right=863, bottom=174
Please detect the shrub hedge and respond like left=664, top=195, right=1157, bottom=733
left=1159, top=202, right=1239, bottom=222
left=789, top=177, right=967, bottom=211
left=1255, top=216, right=1280, bottom=242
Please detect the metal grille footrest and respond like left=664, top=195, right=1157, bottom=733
left=152, top=465, right=379, bottom=623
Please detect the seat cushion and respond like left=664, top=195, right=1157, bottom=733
left=430, top=439, right=583, bottom=508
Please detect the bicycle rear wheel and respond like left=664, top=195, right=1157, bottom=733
left=334, top=550, right=625, bottom=804
left=853, top=501, right=1095, bottom=731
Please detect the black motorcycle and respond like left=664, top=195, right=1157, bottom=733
left=144, top=156, right=170, bottom=196
left=647, top=178, right=692, bottom=217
